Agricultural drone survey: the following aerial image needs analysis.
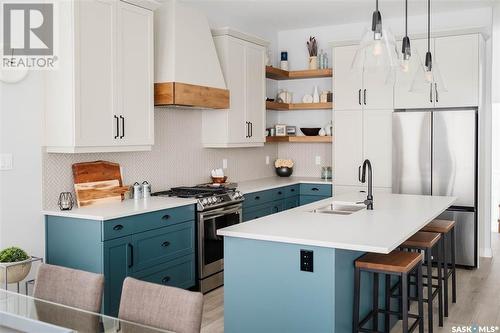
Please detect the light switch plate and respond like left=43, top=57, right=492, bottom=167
left=222, top=159, right=228, bottom=169
left=315, top=156, right=321, bottom=165
left=265, top=156, right=270, bottom=165
left=0, top=154, right=13, bottom=170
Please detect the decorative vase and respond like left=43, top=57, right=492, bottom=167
left=319, top=128, right=326, bottom=136
left=309, top=56, right=318, bottom=70
left=0, top=258, right=32, bottom=284
left=313, top=86, right=320, bottom=103
left=275, top=167, right=293, bottom=177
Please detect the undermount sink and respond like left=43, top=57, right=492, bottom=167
left=311, top=202, right=366, bottom=215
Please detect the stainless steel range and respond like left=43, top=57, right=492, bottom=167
left=152, top=184, right=243, bottom=293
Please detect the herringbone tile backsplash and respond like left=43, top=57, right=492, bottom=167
left=42, top=108, right=332, bottom=209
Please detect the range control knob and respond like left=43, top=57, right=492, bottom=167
left=211, top=196, right=218, bottom=204
left=201, top=198, right=208, bottom=206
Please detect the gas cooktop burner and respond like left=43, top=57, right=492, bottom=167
left=152, top=185, right=243, bottom=211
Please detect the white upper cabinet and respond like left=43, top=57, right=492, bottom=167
left=334, top=45, right=363, bottom=111
left=202, top=31, right=268, bottom=148
left=333, top=45, right=394, bottom=111
left=395, top=34, right=480, bottom=109
left=45, top=0, right=154, bottom=153
left=433, top=34, right=479, bottom=108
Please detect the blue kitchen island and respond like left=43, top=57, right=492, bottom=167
left=218, top=192, right=456, bottom=333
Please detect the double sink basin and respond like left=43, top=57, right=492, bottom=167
left=311, top=201, right=366, bottom=215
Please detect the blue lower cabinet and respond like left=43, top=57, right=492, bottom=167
left=299, top=183, right=332, bottom=197
left=132, top=254, right=195, bottom=290
left=103, top=236, right=132, bottom=316
left=243, top=204, right=275, bottom=222
left=299, top=195, right=329, bottom=206
left=45, top=204, right=196, bottom=317
left=285, top=196, right=299, bottom=209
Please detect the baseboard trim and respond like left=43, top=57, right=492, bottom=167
left=480, top=247, right=493, bottom=258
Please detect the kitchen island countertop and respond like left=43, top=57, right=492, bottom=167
left=219, top=192, right=456, bottom=253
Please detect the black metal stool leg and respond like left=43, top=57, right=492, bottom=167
left=443, top=233, right=449, bottom=317
left=373, top=273, right=379, bottom=331
left=451, top=227, right=457, bottom=303
left=353, top=267, right=360, bottom=333
left=425, top=249, right=433, bottom=333
left=417, top=263, right=424, bottom=333
left=398, top=276, right=403, bottom=320
left=402, top=272, right=409, bottom=333
left=385, top=274, right=391, bottom=333
left=437, top=238, right=444, bottom=327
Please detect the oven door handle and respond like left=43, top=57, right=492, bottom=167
left=200, top=207, right=241, bottom=220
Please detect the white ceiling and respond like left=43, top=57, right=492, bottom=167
left=181, top=0, right=494, bottom=32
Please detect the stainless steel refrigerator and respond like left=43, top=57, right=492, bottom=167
left=392, top=109, right=477, bottom=268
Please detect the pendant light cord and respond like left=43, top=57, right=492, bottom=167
left=376, top=0, right=379, bottom=12
left=405, top=0, right=408, bottom=37
left=427, top=0, right=431, bottom=52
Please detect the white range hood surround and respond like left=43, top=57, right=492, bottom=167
left=154, top=0, right=229, bottom=108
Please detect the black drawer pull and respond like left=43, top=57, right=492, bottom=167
left=162, top=276, right=171, bottom=284
left=162, top=215, right=170, bottom=220
left=161, top=241, right=170, bottom=247
left=254, top=196, right=260, bottom=200
left=291, top=189, right=295, bottom=192
left=311, top=188, right=320, bottom=191
left=277, top=191, right=282, bottom=195
left=113, top=224, right=124, bottom=231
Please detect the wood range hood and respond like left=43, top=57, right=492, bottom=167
left=154, top=1, right=230, bottom=109
left=154, top=82, right=229, bottom=109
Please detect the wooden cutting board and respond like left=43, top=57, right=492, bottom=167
left=72, top=161, right=127, bottom=207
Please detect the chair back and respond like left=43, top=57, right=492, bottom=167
left=119, top=277, right=204, bottom=333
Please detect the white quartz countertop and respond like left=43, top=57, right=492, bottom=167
left=42, top=197, right=197, bottom=221
left=237, top=176, right=332, bottom=194
left=218, top=192, right=456, bottom=253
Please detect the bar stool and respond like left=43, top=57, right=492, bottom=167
left=420, top=219, right=457, bottom=317
left=353, top=251, right=424, bottom=333
left=399, top=232, right=443, bottom=332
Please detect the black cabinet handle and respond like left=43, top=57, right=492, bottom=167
left=113, top=224, right=124, bottom=231
left=114, top=115, right=119, bottom=139
left=162, top=215, right=170, bottom=220
left=246, top=122, right=250, bottom=138
left=430, top=83, right=433, bottom=103
left=363, top=89, right=367, bottom=105
left=254, top=196, right=260, bottom=200
left=358, top=89, right=361, bottom=105
left=161, top=241, right=170, bottom=247
left=161, top=276, right=171, bottom=284
left=358, top=166, right=362, bottom=182
left=435, top=83, right=439, bottom=103
left=311, top=188, right=320, bottom=192
left=127, top=243, right=133, bottom=268
left=119, top=116, right=125, bottom=139
left=291, top=188, right=295, bottom=192
left=250, top=122, right=253, bottom=137
left=274, top=206, right=279, bottom=212
left=278, top=191, right=282, bottom=195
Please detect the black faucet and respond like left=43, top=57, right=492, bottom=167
left=358, top=159, right=374, bottom=210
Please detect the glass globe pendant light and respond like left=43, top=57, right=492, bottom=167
left=351, top=0, right=399, bottom=76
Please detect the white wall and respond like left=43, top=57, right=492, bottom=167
left=491, top=3, right=500, bottom=234
left=0, top=72, right=44, bottom=258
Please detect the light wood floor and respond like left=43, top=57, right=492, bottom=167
left=201, top=233, right=500, bottom=333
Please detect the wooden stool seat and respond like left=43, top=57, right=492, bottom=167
left=402, top=231, right=441, bottom=249
left=421, top=219, right=456, bottom=234
left=355, top=251, right=423, bottom=274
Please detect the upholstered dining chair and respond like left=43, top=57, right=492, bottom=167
left=119, top=277, right=204, bottom=333
left=33, top=263, right=104, bottom=313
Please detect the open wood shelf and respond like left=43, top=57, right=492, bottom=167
left=266, top=66, right=333, bottom=80
left=266, top=101, right=333, bottom=111
left=266, top=136, right=333, bottom=143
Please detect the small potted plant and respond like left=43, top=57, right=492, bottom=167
left=275, top=159, right=294, bottom=177
left=0, top=247, right=32, bottom=284
left=307, top=36, right=318, bottom=70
